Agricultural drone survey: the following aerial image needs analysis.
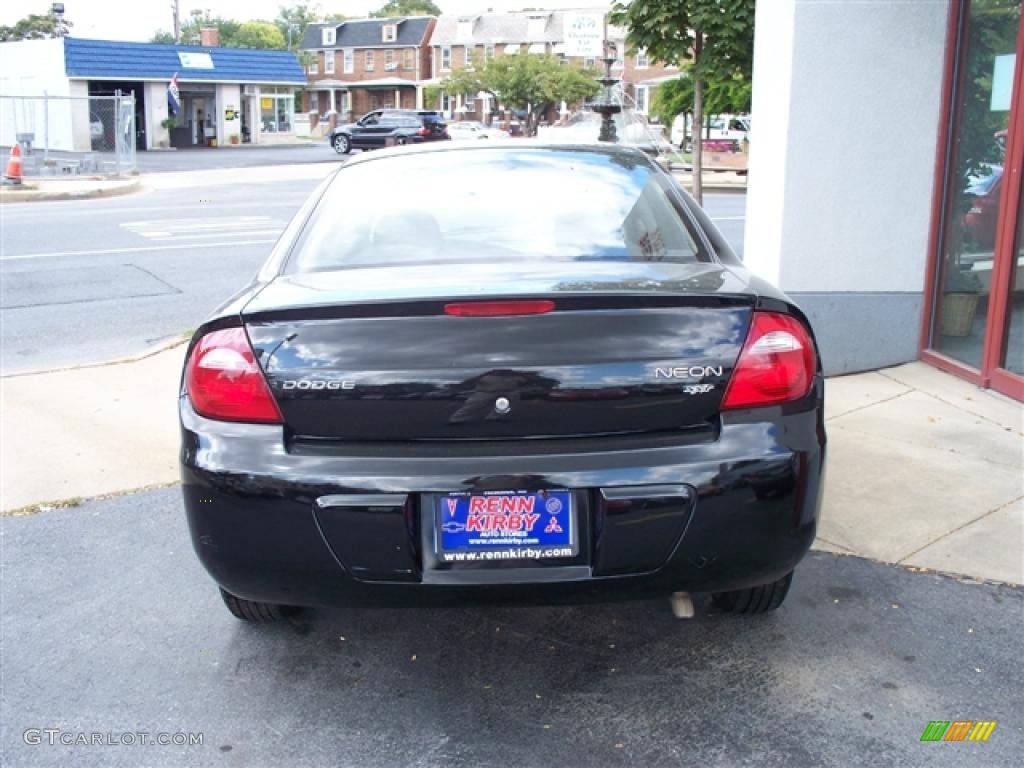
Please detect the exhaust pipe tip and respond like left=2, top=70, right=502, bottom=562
left=670, top=591, right=695, bottom=619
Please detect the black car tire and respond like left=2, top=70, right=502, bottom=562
left=332, top=134, right=351, bottom=154
left=395, top=136, right=409, bottom=145
left=219, top=588, right=296, bottom=622
left=712, top=571, right=793, bottom=614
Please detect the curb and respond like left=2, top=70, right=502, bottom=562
left=671, top=171, right=748, bottom=195
left=2, top=334, right=189, bottom=380
left=0, top=178, right=141, bottom=204
left=1, top=481, right=180, bottom=518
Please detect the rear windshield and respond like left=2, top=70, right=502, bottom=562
left=288, top=148, right=705, bottom=273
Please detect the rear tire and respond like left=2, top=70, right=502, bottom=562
left=219, top=588, right=296, bottom=622
left=395, top=136, right=408, bottom=145
left=332, top=134, right=350, bottom=154
left=712, top=571, right=793, bottom=615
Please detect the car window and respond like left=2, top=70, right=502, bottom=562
left=288, top=148, right=707, bottom=273
left=360, top=112, right=381, bottom=126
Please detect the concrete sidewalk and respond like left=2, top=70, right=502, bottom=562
left=2, top=351, right=1021, bottom=584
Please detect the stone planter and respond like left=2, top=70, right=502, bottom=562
left=940, top=292, right=980, bottom=337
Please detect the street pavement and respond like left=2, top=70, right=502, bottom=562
left=134, top=143, right=335, bottom=173
left=2, top=488, right=1021, bottom=768
left=0, top=164, right=335, bottom=373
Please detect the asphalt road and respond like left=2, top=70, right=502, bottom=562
left=0, top=166, right=746, bottom=374
left=134, top=144, right=335, bottom=174
left=2, top=488, right=1021, bottom=768
left=0, top=171, right=331, bottom=374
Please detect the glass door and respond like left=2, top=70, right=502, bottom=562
left=924, top=0, right=1024, bottom=400
left=997, top=186, right=1023, bottom=375
left=987, top=116, right=1024, bottom=398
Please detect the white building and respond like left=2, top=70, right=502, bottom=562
left=745, top=0, right=1022, bottom=401
left=0, top=36, right=306, bottom=151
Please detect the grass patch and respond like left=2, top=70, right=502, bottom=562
left=4, top=496, right=84, bottom=518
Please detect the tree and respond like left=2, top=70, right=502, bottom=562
left=150, top=15, right=291, bottom=49
left=0, top=12, right=72, bottom=41
left=371, top=0, right=442, bottom=17
left=275, top=4, right=321, bottom=50
left=651, top=72, right=751, bottom=134
left=610, top=0, right=754, bottom=203
left=439, top=54, right=598, bottom=136
left=152, top=15, right=242, bottom=46
left=153, top=7, right=343, bottom=50
left=233, top=21, right=287, bottom=49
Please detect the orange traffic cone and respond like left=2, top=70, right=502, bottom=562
left=3, top=143, right=23, bottom=185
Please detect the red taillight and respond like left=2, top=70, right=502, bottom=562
left=444, top=300, right=555, bottom=317
left=185, top=327, right=283, bottom=423
left=417, top=126, right=430, bottom=136
left=721, top=312, right=816, bottom=409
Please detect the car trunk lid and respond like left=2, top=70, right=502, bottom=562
left=243, top=262, right=755, bottom=441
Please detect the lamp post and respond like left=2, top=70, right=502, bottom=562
left=588, top=40, right=621, bottom=143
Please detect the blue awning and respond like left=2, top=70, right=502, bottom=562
left=64, top=38, right=306, bottom=84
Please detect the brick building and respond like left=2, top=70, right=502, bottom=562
left=300, top=16, right=436, bottom=125
left=425, top=9, right=677, bottom=122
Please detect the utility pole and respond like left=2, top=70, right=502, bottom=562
left=51, top=3, right=66, bottom=37
left=172, top=0, right=180, bottom=43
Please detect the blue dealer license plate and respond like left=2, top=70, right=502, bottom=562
left=435, top=490, right=575, bottom=560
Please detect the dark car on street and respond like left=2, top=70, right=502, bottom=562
left=328, top=109, right=449, bottom=154
left=179, top=143, right=826, bottom=622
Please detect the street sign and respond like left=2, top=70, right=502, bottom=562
left=563, top=12, right=604, bottom=58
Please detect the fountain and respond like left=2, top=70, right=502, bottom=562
left=589, top=41, right=622, bottom=143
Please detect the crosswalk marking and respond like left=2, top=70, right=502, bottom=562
left=121, top=216, right=286, bottom=242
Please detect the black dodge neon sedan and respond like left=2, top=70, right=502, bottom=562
left=179, top=143, right=826, bottom=622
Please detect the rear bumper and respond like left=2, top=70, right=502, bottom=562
left=179, top=382, right=826, bottom=607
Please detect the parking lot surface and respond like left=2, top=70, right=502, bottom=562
left=2, top=488, right=1021, bottom=767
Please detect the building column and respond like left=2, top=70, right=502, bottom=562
left=143, top=81, right=169, bottom=149
left=394, top=89, right=401, bottom=109
left=216, top=83, right=241, bottom=146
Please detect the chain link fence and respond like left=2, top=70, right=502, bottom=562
left=0, top=93, right=137, bottom=176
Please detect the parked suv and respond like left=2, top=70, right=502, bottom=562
left=329, top=109, right=449, bottom=154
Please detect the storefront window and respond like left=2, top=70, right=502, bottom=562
left=260, top=88, right=295, bottom=133
left=930, top=0, right=1020, bottom=368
